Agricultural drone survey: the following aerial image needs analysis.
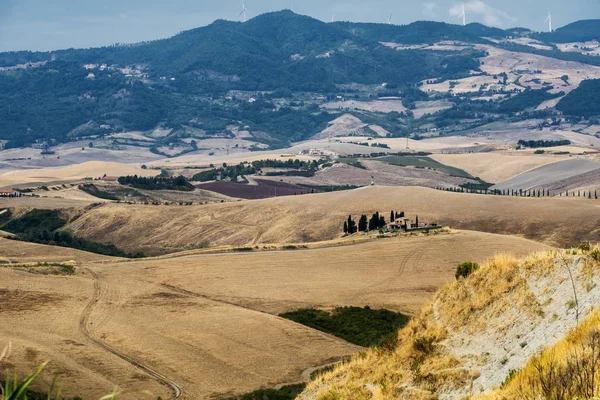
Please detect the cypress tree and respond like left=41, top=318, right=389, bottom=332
left=415, top=215, right=419, bottom=227
left=379, top=216, right=386, bottom=229
left=391, top=210, right=395, bottom=222
left=358, top=215, right=368, bottom=232
left=596, top=190, right=598, bottom=199
left=369, top=213, right=379, bottom=231
left=343, top=221, right=348, bottom=233
left=399, top=211, right=405, bottom=218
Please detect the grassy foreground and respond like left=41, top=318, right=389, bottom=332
left=298, top=246, right=600, bottom=399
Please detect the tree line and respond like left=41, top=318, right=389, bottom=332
left=343, top=210, right=405, bottom=234
left=192, top=159, right=326, bottom=182
left=436, top=186, right=599, bottom=199
left=118, top=175, right=194, bottom=191
left=517, top=139, right=572, bottom=149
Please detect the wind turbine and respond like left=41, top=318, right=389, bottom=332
left=387, top=13, right=393, bottom=25
left=458, top=3, right=466, bottom=26
left=545, top=10, right=552, bottom=32
left=239, top=0, right=247, bottom=23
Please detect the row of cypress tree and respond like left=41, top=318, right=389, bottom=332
left=343, top=210, right=405, bottom=234
left=436, top=186, right=599, bottom=199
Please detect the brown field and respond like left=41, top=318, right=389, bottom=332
left=0, top=230, right=549, bottom=399
left=0, top=161, right=156, bottom=188
left=491, top=158, right=600, bottom=191
left=0, top=197, right=100, bottom=209
left=530, top=167, right=600, bottom=194
left=321, top=100, right=407, bottom=114
left=419, top=44, right=600, bottom=95
left=259, top=161, right=476, bottom=189
left=0, top=238, right=115, bottom=264
left=430, top=153, right=568, bottom=183
left=65, top=186, right=600, bottom=256
left=197, top=179, right=313, bottom=199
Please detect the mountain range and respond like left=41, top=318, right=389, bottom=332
left=1, top=11, right=599, bottom=149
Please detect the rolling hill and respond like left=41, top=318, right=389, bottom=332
left=491, top=158, right=600, bottom=191
left=0, top=229, right=549, bottom=398
left=62, top=186, right=600, bottom=255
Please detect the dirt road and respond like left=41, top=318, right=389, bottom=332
left=80, top=268, right=183, bottom=399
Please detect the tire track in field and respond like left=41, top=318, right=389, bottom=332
left=353, top=244, right=429, bottom=302
left=80, top=268, right=183, bottom=400
left=160, top=283, right=358, bottom=348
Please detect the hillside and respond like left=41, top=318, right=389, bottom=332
left=298, top=247, right=600, bottom=399
left=64, top=186, right=600, bottom=255
left=556, top=78, right=600, bottom=118
left=0, top=12, right=483, bottom=148
left=2, top=12, right=600, bottom=150
left=491, top=159, right=600, bottom=191
left=537, top=19, right=600, bottom=43
left=0, top=226, right=548, bottom=398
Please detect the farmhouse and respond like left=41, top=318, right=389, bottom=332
left=100, top=175, right=119, bottom=182
left=0, top=190, right=21, bottom=198
left=388, top=217, right=442, bottom=233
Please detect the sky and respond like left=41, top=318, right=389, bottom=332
left=0, top=0, right=598, bottom=52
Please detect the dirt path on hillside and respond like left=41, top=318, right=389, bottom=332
left=80, top=268, right=183, bottom=399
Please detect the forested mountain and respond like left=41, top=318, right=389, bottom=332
left=536, top=19, right=600, bottom=43
left=0, top=11, right=599, bottom=149
left=556, top=79, right=600, bottom=118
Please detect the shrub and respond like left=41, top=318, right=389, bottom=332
left=413, top=335, right=437, bottom=355
left=578, top=242, right=592, bottom=252
left=455, top=262, right=480, bottom=280
left=590, top=248, right=600, bottom=262
left=280, top=307, right=409, bottom=347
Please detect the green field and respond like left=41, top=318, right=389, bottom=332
left=376, top=155, right=474, bottom=178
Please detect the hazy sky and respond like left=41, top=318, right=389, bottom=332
left=0, top=0, right=598, bottom=52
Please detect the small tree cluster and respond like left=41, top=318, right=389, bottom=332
left=343, top=210, right=405, bottom=234
left=455, top=262, right=480, bottom=280
left=344, top=215, right=358, bottom=234
left=368, top=212, right=386, bottom=231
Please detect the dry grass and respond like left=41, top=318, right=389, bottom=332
left=0, top=238, right=116, bottom=264
left=0, top=230, right=548, bottom=398
left=65, top=186, right=600, bottom=255
left=0, top=161, right=155, bottom=188
left=430, top=153, right=567, bottom=183
left=482, top=309, right=600, bottom=400
left=298, top=248, right=600, bottom=400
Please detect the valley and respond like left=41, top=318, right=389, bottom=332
left=0, top=230, right=548, bottom=399
left=1, top=8, right=600, bottom=400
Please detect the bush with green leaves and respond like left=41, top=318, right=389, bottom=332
left=455, top=262, right=480, bottom=280
left=280, top=306, right=409, bottom=347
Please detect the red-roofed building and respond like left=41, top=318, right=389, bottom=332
left=101, top=176, right=119, bottom=182
left=0, top=190, right=21, bottom=198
